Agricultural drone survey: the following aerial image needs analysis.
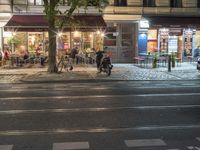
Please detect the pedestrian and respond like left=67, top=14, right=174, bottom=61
left=96, top=49, right=104, bottom=72
left=3, top=48, right=10, bottom=61
left=193, top=46, right=200, bottom=57
left=0, top=48, right=4, bottom=63
left=35, top=44, right=42, bottom=57
left=69, top=47, right=78, bottom=70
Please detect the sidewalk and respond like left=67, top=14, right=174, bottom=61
left=0, top=62, right=199, bottom=83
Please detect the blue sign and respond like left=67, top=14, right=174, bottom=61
left=138, top=33, right=148, bottom=56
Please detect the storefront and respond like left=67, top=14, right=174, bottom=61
left=138, top=16, right=200, bottom=60
left=3, top=15, right=106, bottom=57
left=103, top=14, right=141, bottom=63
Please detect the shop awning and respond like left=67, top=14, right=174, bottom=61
left=144, top=16, right=200, bottom=28
left=4, top=15, right=106, bottom=32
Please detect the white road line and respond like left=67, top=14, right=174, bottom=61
left=53, top=142, right=89, bottom=150
left=0, top=125, right=200, bottom=136
left=0, top=104, right=199, bottom=114
left=125, top=139, right=166, bottom=147
left=187, top=146, right=200, bottom=150
left=0, top=145, right=13, bottom=150
left=1, top=93, right=200, bottom=100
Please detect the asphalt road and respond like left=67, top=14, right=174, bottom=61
left=0, top=80, right=200, bottom=150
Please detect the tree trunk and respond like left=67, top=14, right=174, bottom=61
left=47, top=18, right=57, bottom=73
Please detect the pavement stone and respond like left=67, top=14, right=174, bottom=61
left=0, top=62, right=199, bottom=83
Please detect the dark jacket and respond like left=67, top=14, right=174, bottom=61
left=96, top=51, right=104, bottom=60
left=70, top=48, right=78, bottom=59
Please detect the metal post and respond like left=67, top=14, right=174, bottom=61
left=168, top=55, right=171, bottom=72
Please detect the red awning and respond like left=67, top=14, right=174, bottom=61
left=4, top=15, right=106, bottom=32
left=144, top=16, right=200, bottom=28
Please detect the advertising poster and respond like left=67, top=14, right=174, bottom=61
left=168, top=36, right=178, bottom=53
left=184, top=29, right=193, bottom=56
left=138, top=33, right=148, bottom=55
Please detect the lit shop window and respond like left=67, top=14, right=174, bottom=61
left=28, top=0, right=43, bottom=5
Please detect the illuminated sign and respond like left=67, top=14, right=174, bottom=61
left=139, top=20, right=149, bottom=28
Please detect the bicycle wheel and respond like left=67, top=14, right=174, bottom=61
left=57, top=60, right=64, bottom=73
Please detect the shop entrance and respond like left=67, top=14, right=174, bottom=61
left=168, top=34, right=183, bottom=59
left=104, top=23, right=135, bottom=63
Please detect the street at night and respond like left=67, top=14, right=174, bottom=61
left=0, top=80, right=200, bottom=150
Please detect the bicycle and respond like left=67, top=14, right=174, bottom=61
left=57, top=55, right=72, bottom=73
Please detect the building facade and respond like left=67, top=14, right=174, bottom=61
left=105, top=0, right=200, bottom=62
left=0, top=0, right=200, bottom=63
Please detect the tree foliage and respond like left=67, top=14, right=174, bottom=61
left=43, top=0, right=108, bottom=73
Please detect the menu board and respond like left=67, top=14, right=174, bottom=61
left=184, top=29, right=193, bottom=56
left=168, top=36, right=178, bottom=53
left=159, top=29, right=169, bottom=53
left=147, top=29, right=158, bottom=53
left=148, top=29, right=157, bottom=40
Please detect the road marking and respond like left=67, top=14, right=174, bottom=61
left=53, top=142, right=89, bottom=150
left=1, top=93, right=200, bottom=100
left=0, top=145, right=13, bottom=150
left=0, top=125, right=200, bottom=136
left=187, top=146, right=200, bottom=150
left=166, top=149, right=179, bottom=150
left=125, top=139, right=166, bottom=147
left=196, top=137, right=200, bottom=141
left=0, top=104, right=200, bottom=114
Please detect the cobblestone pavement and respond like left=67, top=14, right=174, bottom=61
left=0, top=62, right=199, bottom=83
left=86, top=62, right=200, bottom=80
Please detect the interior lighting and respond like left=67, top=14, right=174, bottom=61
left=141, top=33, right=146, bottom=38
left=58, top=32, right=62, bottom=37
left=31, top=36, right=35, bottom=45
left=3, top=32, right=12, bottom=37
left=101, top=33, right=105, bottom=37
left=97, top=30, right=100, bottom=34
left=73, top=31, right=80, bottom=37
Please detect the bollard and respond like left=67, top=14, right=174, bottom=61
left=168, top=55, right=171, bottom=72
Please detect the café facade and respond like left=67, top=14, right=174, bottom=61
left=2, top=14, right=200, bottom=63
left=3, top=14, right=106, bottom=58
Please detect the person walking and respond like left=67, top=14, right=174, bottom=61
left=194, top=46, right=200, bottom=57
left=69, top=47, right=78, bottom=70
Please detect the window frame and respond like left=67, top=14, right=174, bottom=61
left=197, top=0, right=200, bottom=8
left=143, top=0, right=155, bottom=7
left=114, top=0, right=127, bottom=6
left=28, top=0, right=43, bottom=5
left=170, top=0, right=182, bottom=8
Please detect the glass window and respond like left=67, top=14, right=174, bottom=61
left=28, top=32, right=43, bottom=53
left=170, top=0, right=182, bottom=8
left=143, top=0, right=155, bottom=7
left=104, top=27, right=117, bottom=47
left=28, top=0, right=34, bottom=5
left=28, top=0, right=43, bottom=5
left=114, top=0, right=127, bottom=6
left=3, top=32, right=27, bottom=54
left=13, top=0, right=27, bottom=5
left=35, top=0, right=42, bottom=5
left=0, top=0, right=10, bottom=4
left=197, top=0, right=200, bottom=8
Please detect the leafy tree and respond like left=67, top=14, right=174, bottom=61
left=43, top=0, right=108, bottom=73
